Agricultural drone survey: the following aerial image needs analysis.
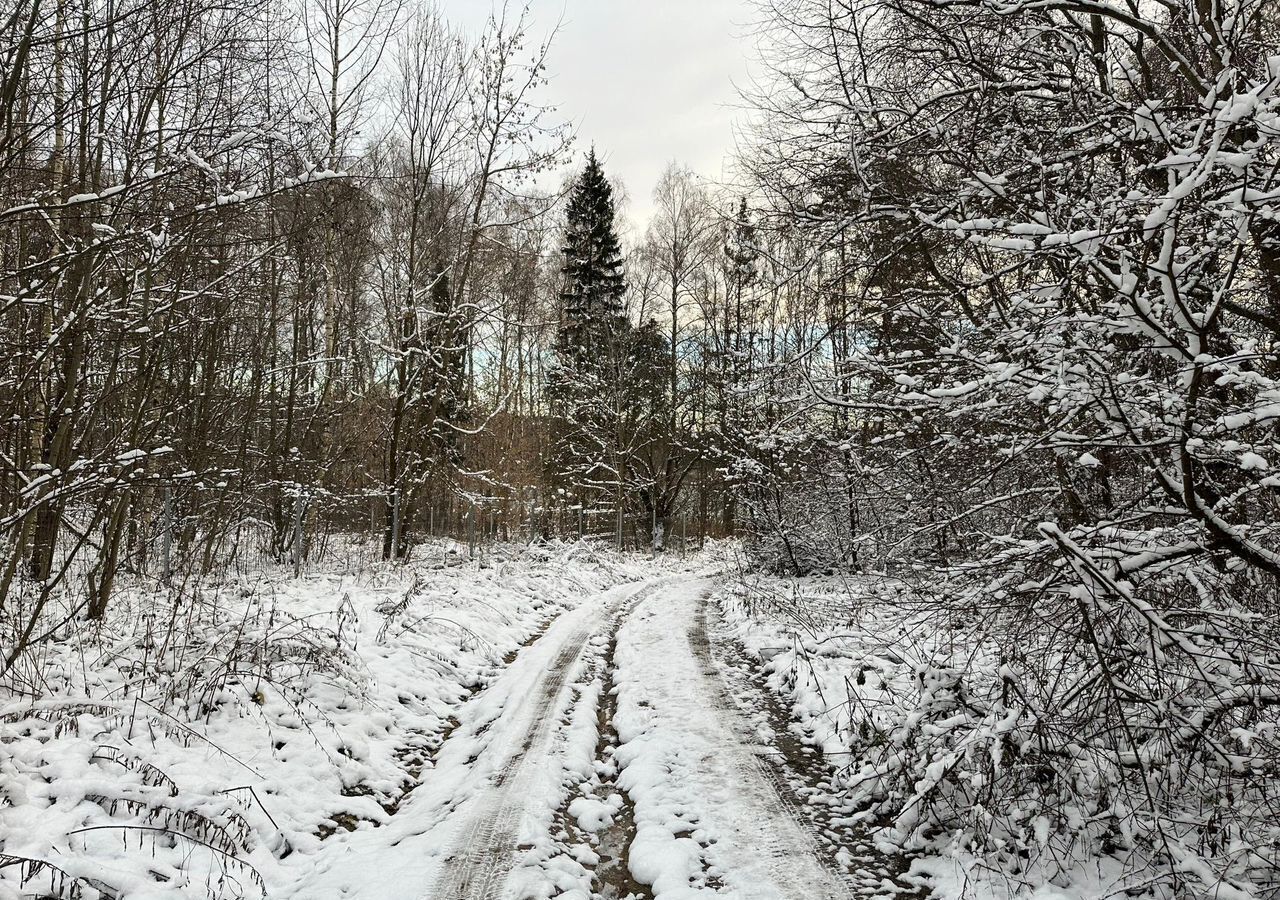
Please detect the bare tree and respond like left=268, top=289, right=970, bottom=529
left=733, top=0, right=1280, bottom=892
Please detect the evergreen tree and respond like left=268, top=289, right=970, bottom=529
left=559, top=149, right=627, bottom=352
left=724, top=197, right=759, bottom=302
left=547, top=150, right=633, bottom=528
left=717, top=198, right=760, bottom=534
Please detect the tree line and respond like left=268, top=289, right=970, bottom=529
left=0, top=0, right=784, bottom=655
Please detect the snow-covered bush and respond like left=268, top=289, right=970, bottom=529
left=725, top=566, right=1280, bottom=897
left=732, top=437, right=863, bottom=575
left=841, top=551, right=1280, bottom=897
left=731, top=0, right=1280, bottom=893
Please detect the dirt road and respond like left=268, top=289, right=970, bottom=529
left=284, top=575, right=864, bottom=900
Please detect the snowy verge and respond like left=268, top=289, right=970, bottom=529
left=0, top=540, right=641, bottom=900
left=714, top=567, right=1280, bottom=900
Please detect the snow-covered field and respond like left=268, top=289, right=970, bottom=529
left=280, top=572, right=672, bottom=900
left=0, top=541, right=649, bottom=900
left=276, top=559, right=877, bottom=900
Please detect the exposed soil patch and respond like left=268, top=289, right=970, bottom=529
left=586, top=633, right=651, bottom=900
left=549, top=588, right=660, bottom=900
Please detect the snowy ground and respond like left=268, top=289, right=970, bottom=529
left=609, top=577, right=851, bottom=899
left=280, top=575, right=666, bottom=900
left=0, top=541, right=646, bottom=899
left=277, top=565, right=902, bottom=900
left=2, top=543, right=945, bottom=900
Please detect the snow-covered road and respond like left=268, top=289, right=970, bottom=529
left=282, top=574, right=854, bottom=900
left=612, top=577, right=850, bottom=900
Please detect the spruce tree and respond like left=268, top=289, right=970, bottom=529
left=559, top=149, right=627, bottom=352
left=548, top=150, right=632, bottom=520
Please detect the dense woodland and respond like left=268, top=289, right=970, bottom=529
left=0, top=0, right=759, bottom=609
left=3, top=0, right=1280, bottom=895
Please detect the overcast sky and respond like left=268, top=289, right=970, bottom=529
left=442, top=0, right=755, bottom=229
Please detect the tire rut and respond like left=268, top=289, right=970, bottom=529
left=687, top=601, right=848, bottom=898
left=429, top=580, right=661, bottom=900
left=691, top=599, right=925, bottom=899
left=429, top=624, right=593, bottom=900
left=554, top=585, right=663, bottom=900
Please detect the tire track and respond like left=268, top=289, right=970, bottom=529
left=691, top=599, right=924, bottom=899
left=429, top=624, right=593, bottom=900
left=687, top=601, right=851, bottom=899
left=428, top=580, right=661, bottom=900
left=551, top=584, right=666, bottom=900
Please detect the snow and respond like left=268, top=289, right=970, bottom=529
left=17, top=540, right=1253, bottom=900
left=610, top=577, right=850, bottom=898
left=276, top=558, right=675, bottom=900
left=0, top=541, right=646, bottom=899
left=1239, top=451, right=1269, bottom=471
left=713, top=564, right=1280, bottom=900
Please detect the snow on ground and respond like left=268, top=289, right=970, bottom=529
left=280, top=575, right=668, bottom=900
left=5, top=544, right=997, bottom=900
left=711, top=568, right=1158, bottom=900
left=715, top=570, right=953, bottom=775
left=609, top=576, right=851, bottom=899
left=0, top=540, right=646, bottom=900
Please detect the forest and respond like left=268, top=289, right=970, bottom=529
left=1, top=0, right=1279, bottom=898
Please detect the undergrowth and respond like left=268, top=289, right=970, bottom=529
left=0, top=570, right=366, bottom=899
left=725, top=561, right=1280, bottom=900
